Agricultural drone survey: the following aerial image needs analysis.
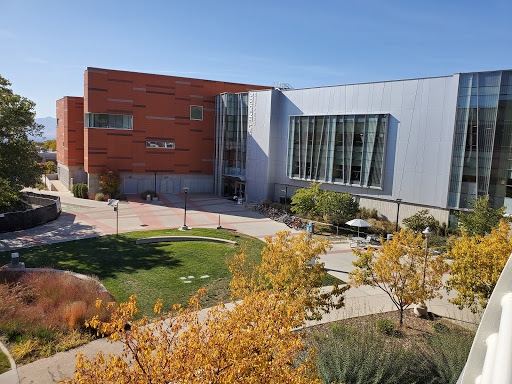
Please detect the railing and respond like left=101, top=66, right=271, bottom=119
left=457, top=253, right=512, bottom=383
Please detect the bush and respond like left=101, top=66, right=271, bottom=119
left=314, top=322, right=419, bottom=384
left=360, top=207, right=379, bottom=220
left=310, top=319, right=473, bottom=384
left=140, top=190, right=157, bottom=200
left=375, top=318, right=396, bottom=336
left=270, top=202, right=283, bottom=210
left=72, top=183, right=88, bottom=199
left=94, top=193, right=105, bottom=201
left=365, top=218, right=396, bottom=236
left=0, top=272, right=111, bottom=363
left=262, top=199, right=272, bottom=208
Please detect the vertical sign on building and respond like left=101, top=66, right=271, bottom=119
left=247, top=92, right=257, bottom=162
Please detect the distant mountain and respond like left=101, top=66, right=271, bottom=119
left=33, top=117, right=57, bottom=141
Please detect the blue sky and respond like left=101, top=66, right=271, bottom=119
left=1, top=0, right=512, bottom=118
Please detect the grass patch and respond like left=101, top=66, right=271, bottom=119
left=0, top=229, right=268, bottom=317
left=0, top=349, right=10, bottom=374
left=0, top=228, right=345, bottom=318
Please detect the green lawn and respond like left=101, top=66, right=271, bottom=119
left=0, top=228, right=344, bottom=317
left=0, top=349, right=10, bottom=374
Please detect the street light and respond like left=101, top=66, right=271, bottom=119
left=415, top=226, right=434, bottom=316
left=108, top=170, right=113, bottom=197
left=395, top=198, right=402, bottom=232
left=281, top=183, right=289, bottom=210
left=108, top=199, right=119, bottom=236
left=181, top=187, right=189, bottom=230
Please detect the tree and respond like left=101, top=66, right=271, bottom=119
left=291, top=182, right=322, bottom=217
left=44, top=161, right=56, bottom=174
left=350, top=230, right=447, bottom=326
left=290, top=183, right=360, bottom=225
left=41, top=139, right=56, bottom=150
left=0, top=74, right=44, bottom=212
left=99, top=169, right=122, bottom=198
left=229, top=231, right=349, bottom=320
left=402, top=209, right=440, bottom=234
left=455, top=195, right=507, bottom=237
left=445, top=220, right=512, bottom=313
left=317, top=190, right=360, bottom=226
left=62, top=231, right=347, bottom=383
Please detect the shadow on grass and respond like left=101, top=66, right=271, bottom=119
left=0, top=228, right=262, bottom=282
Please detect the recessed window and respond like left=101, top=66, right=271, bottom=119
left=190, top=105, right=203, bottom=121
left=84, top=113, right=133, bottom=130
left=146, top=141, right=175, bottom=149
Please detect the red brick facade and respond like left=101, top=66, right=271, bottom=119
left=56, top=96, right=85, bottom=168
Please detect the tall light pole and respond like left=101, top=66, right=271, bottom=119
left=181, top=187, right=189, bottom=230
left=416, top=226, right=433, bottom=316
left=108, top=170, right=113, bottom=197
left=281, top=184, right=289, bottom=210
left=395, top=198, right=402, bottom=232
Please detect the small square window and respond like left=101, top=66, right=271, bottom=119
left=190, top=105, right=203, bottom=121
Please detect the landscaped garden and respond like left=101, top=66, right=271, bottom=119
left=303, top=309, right=475, bottom=384
left=0, top=228, right=344, bottom=365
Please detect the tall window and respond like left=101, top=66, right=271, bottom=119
left=286, top=114, right=388, bottom=188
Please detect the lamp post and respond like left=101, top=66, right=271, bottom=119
left=415, top=226, right=433, bottom=317
left=108, top=170, right=113, bottom=197
left=395, top=198, right=402, bottom=232
left=181, top=187, right=189, bottom=230
left=281, top=184, right=289, bottom=210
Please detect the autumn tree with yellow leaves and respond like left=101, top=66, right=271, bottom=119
left=350, top=229, right=447, bottom=326
left=61, top=231, right=347, bottom=384
left=446, top=220, right=512, bottom=313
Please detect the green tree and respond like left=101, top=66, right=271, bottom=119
left=318, top=190, right=360, bottom=226
left=455, top=195, right=507, bottom=236
left=45, top=161, right=56, bottom=174
left=0, top=75, right=44, bottom=212
left=402, top=209, right=440, bottom=234
left=290, top=182, right=322, bottom=217
left=41, top=139, right=56, bottom=150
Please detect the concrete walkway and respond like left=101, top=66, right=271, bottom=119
left=0, top=190, right=474, bottom=383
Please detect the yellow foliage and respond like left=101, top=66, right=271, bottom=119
left=349, top=229, right=447, bottom=326
left=60, top=231, right=347, bottom=383
left=230, top=231, right=349, bottom=321
left=446, top=220, right=512, bottom=313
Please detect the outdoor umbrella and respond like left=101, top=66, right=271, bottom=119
left=345, top=218, right=372, bottom=238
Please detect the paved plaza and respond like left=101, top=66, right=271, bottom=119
left=0, top=190, right=474, bottom=384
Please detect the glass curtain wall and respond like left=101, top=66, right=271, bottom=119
left=448, top=71, right=512, bottom=210
left=214, top=93, right=248, bottom=196
left=287, top=114, right=388, bottom=188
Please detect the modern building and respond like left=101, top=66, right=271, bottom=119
left=58, top=68, right=512, bottom=225
left=56, top=68, right=269, bottom=195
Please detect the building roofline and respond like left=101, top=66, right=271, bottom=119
left=86, top=67, right=268, bottom=88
